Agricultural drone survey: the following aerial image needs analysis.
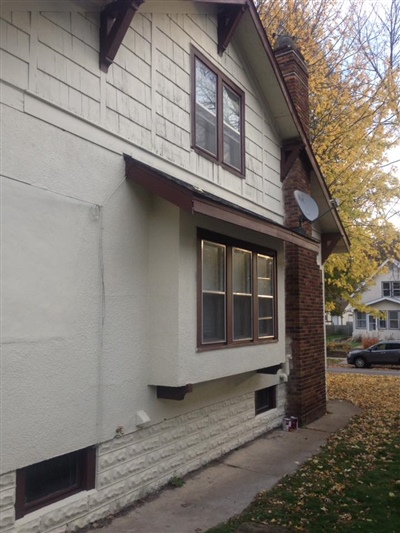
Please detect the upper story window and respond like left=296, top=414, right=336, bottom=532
left=198, top=231, right=276, bottom=348
left=192, top=48, right=245, bottom=176
left=382, top=281, right=400, bottom=297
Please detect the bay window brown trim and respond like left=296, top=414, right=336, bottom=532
left=191, top=46, right=246, bottom=177
left=124, top=155, right=320, bottom=253
left=198, top=229, right=277, bottom=349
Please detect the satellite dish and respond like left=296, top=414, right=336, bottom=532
left=294, top=190, right=319, bottom=222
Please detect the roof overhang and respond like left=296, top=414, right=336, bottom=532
left=125, top=155, right=320, bottom=253
left=365, top=297, right=400, bottom=306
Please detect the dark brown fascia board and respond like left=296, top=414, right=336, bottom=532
left=124, top=155, right=320, bottom=253
left=100, top=0, right=145, bottom=72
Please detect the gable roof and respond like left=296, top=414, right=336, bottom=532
left=361, top=258, right=400, bottom=286
left=12, top=0, right=349, bottom=253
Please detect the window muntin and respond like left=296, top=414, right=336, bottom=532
left=200, top=233, right=276, bottom=348
left=193, top=50, right=244, bottom=175
left=15, top=447, right=95, bottom=519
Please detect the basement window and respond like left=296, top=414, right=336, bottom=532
left=255, top=386, right=277, bottom=415
left=15, top=447, right=96, bottom=519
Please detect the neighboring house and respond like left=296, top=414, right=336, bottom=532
left=1, top=1, right=349, bottom=531
left=349, top=259, right=400, bottom=340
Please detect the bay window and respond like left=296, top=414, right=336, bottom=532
left=199, top=232, right=276, bottom=347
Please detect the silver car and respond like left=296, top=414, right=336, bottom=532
left=347, top=341, right=400, bottom=368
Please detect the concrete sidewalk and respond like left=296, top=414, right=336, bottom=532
left=92, top=400, right=361, bottom=533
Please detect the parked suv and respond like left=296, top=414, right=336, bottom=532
left=347, top=341, right=400, bottom=368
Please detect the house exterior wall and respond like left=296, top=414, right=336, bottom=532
left=352, top=263, right=400, bottom=340
left=1, top=6, right=283, bottom=220
left=1, top=3, right=291, bottom=531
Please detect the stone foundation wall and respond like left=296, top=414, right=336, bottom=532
left=2, top=385, right=286, bottom=533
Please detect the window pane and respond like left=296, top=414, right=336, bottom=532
left=25, top=454, right=78, bottom=504
left=393, top=282, right=400, bottom=296
left=233, top=295, right=252, bottom=340
left=233, top=248, right=251, bottom=293
left=203, top=293, right=225, bottom=343
left=202, top=241, right=225, bottom=292
left=259, top=297, right=273, bottom=319
left=222, top=85, right=241, bottom=170
left=195, top=59, right=217, bottom=156
left=259, top=297, right=273, bottom=337
left=389, top=310, right=399, bottom=329
left=356, top=311, right=366, bottom=328
left=257, top=255, right=273, bottom=296
left=382, top=282, right=390, bottom=296
left=259, top=318, right=273, bottom=337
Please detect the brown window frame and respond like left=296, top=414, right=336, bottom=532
left=255, top=386, right=277, bottom=415
left=191, top=46, right=246, bottom=177
left=15, top=447, right=96, bottom=519
left=198, top=230, right=277, bottom=350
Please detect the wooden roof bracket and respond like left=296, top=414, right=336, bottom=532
left=280, top=141, right=305, bottom=181
left=157, top=384, right=193, bottom=401
left=100, top=0, right=145, bottom=72
left=217, top=3, right=248, bottom=55
left=322, top=233, right=342, bottom=263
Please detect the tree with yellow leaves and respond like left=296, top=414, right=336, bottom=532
left=256, top=0, right=400, bottom=313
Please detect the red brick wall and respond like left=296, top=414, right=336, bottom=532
left=275, top=40, right=327, bottom=425
left=285, top=244, right=326, bottom=425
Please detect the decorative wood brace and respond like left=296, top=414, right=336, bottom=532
left=100, top=0, right=145, bottom=72
left=217, top=4, right=248, bottom=55
left=321, top=233, right=342, bottom=263
left=157, top=384, right=193, bottom=401
left=280, top=141, right=305, bottom=181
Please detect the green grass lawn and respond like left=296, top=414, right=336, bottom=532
left=206, top=374, right=400, bottom=532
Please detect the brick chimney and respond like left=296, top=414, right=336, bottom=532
left=274, top=36, right=327, bottom=426
left=274, top=35, right=310, bottom=137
